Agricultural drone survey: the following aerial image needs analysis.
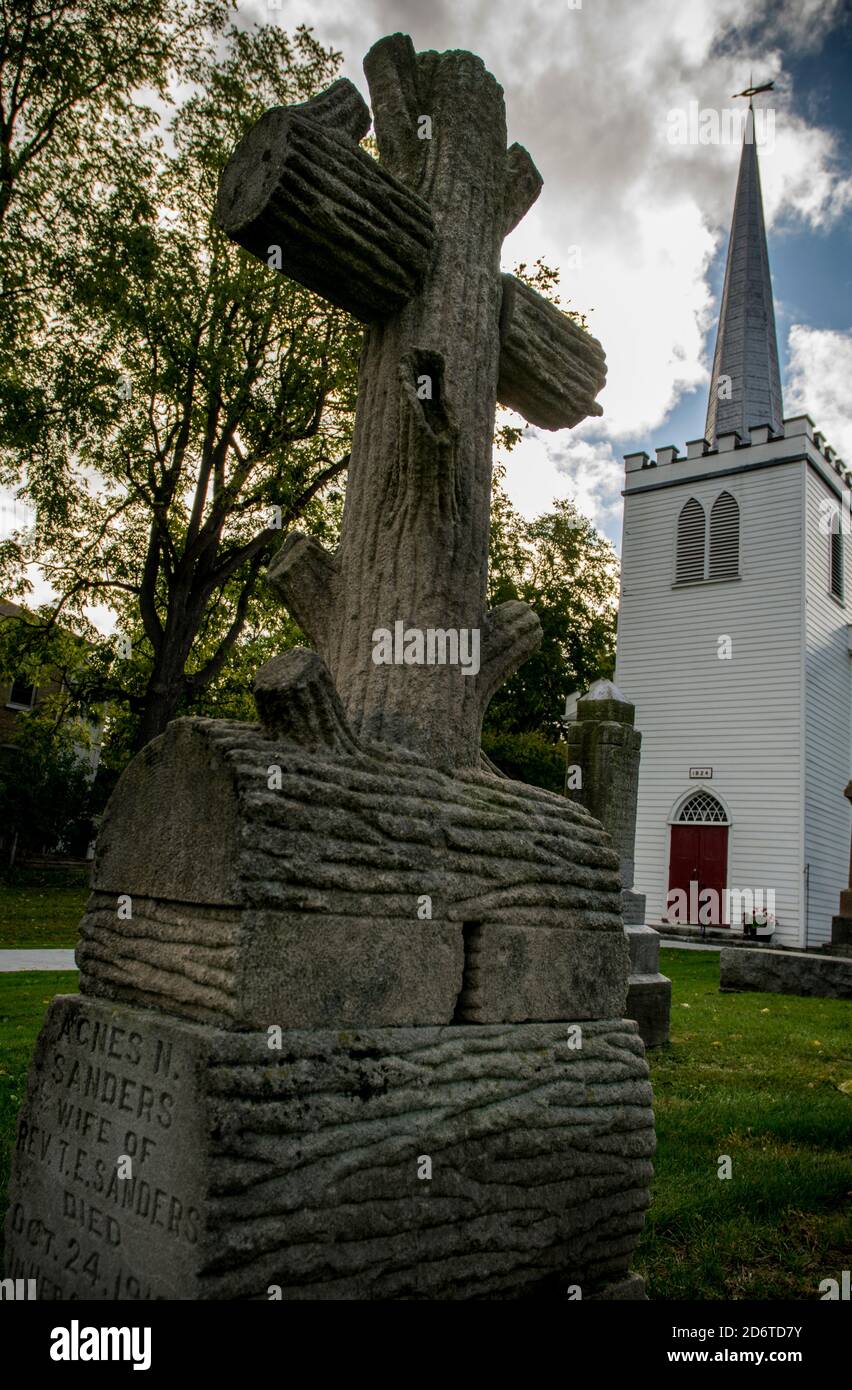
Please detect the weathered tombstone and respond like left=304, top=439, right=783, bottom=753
left=565, top=679, right=671, bottom=1046
left=829, top=781, right=852, bottom=958
left=721, top=777, right=852, bottom=1000
left=564, top=680, right=644, bottom=923
left=5, top=35, right=655, bottom=1300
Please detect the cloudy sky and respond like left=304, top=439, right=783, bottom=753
left=245, top=0, right=852, bottom=548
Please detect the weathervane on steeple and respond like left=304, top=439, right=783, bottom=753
left=731, top=78, right=775, bottom=105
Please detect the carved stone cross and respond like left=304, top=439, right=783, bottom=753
left=217, top=33, right=606, bottom=770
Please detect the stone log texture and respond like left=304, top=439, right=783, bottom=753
left=5, top=997, right=654, bottom=1301
left=5, top=37, right=649, bottom=1303
left=564, top=698, right=642, bottom=895
left=215, top=80, right=437, bottom=323
left=497, top=274, right=605, bottom=429
left=75, top=653, right=629, bottom=1030
left=217, top=37, right=607, bottom=769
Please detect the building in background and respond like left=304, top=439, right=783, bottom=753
left=615, top=104, right=851, bottom=949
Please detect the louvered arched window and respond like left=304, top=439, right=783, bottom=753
left=829, top=511, right=844, bottom=601
left=675, top=498, right=706, bottom=583
left=708, top=491, right=740, bottom=579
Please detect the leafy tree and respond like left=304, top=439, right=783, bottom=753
left=483, top=467, right=619, bottom=787
left=1, top=21, right=361, bottom=750
left=0, top=608, right=101, bottom=860
left=0, top=718, right=97, bottom=862
left=0, top=0, right=228, bottom=372
left=480, top=728, right=567, bottom=796
left=0, top=0, right=226, bottom=225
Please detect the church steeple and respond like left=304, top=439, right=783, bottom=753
left=705, top=102, right=783, bottom=444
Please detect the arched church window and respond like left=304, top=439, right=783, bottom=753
left=675, top=498, right=705, bottom=583
left=829, top=511, right=844, bottom=601
left=677, top=791, right=728, bottom=824
left=708, top=491, right=739, bottom=579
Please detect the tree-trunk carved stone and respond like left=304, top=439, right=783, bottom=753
left=5, top=35, right=651, bottom=1304
left=218, top=35, right=607, bottom=768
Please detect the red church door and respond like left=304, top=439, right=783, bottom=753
left=668, top=824, right=729, bottom=925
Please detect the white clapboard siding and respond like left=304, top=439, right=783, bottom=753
left=616, top=460, right=804, bottom=944
left=803, top=467, right=852, bottom=945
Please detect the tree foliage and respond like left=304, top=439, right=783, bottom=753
left=0, top=718, right=97, bottom=859
left=0, top=608, right=101, bottom=858
left=0, top=8, right=615, bottom=783
left=0, top=18, right=360, bottom=750
left=0, top=0, right=228, bottom=349
left=484, top=465, right=619, bottom=780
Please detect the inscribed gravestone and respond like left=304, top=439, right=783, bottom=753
left=6, top=34, right=655, bottom=1300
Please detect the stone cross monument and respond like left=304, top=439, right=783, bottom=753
left=216, top=34, right=607, bottom=770
left=6, top=35, right=655, bottom=1301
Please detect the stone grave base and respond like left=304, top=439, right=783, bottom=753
left=624, top=926, right=671, bottom=1047
left=721, top=947, right=852, bottom=1000
left=5, top=996, right=655, bottom=1301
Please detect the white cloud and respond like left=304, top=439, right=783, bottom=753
left=499, top=428, right=622, bottom=530
left=786, top=325, right=852, bottom=460
left=239, top=0, right=850, bottom=529
left=549, top=436, right=624, bottom=529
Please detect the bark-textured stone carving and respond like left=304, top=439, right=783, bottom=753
left=218, top=34, right=606, bottom=769
left=74, top=699, right=628, bottom=1028
left=6, top=997, right=653, bottom=1300
left=6, top=35, right=651, bottom=1303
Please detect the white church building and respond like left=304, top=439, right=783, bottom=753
left=615, top=105, right=851, bottom=949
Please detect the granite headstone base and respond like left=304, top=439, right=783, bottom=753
left=624, top=925, right=671, bottom=1047
left=720, top=947, right=852, bottom=1000
left=829, top=910, right=852, bottom=956
left=6, top=995, right=655, bottom=1301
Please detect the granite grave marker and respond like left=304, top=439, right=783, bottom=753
left=6, top=34, right=655, bottom=1300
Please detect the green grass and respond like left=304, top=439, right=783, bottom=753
left=637, top=948, right=852, bottom=1299
left=0, top=952, right=850, bottom=1297
left=0, top=971, right=78, bottom=1244
left=0, top=870, right=88, bottom=947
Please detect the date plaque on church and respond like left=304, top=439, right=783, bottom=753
left=689, top=767, right=713, bottom=779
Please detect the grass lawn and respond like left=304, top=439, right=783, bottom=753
left=0, top=951, right=850, bottom=1298
left=638, top=948, right=852, bottom=1299
left=0, top=971, right=78, bottom=1251
left=0, top=870, right=88, bottom=947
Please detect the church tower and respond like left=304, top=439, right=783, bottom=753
left=614, top=98, right=851, bottom=947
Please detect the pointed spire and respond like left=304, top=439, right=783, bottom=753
left=705, top=104, right=783, bottom=444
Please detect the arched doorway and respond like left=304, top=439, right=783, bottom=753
left=667, top=790, right=730, bottom=925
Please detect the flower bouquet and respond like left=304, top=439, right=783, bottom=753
left=743, top=909, right=776, bottom=940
